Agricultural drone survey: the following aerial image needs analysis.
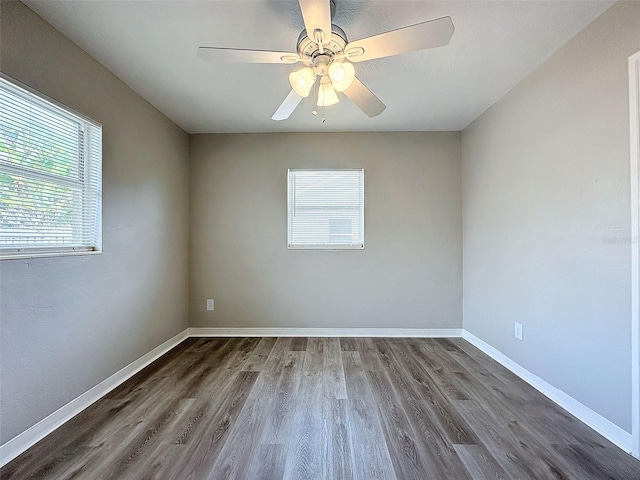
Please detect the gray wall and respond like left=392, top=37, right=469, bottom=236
left=2, top=0, right=634, bottom=450
left=190, top=132, right=462, bottom=329
left=0, top=1, right=190, bottom=444
left=462, top=0, right=640, bottom=432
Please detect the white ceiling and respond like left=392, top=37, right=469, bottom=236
left=24, top=1, right=613, bottom=133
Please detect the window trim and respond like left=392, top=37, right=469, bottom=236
left=287, top=168, right=365, bottom=250
left=0, top=73, right=103, bottom=260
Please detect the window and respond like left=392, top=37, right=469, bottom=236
left=288, top=169, right=364, bottom=249
left=0, top=75, right=102, bottom=259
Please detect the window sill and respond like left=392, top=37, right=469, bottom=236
left=0, top=250, right=103, bottom=261
left=287, top=245, right=365, bottom=250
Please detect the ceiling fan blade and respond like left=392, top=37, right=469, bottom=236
left=343, top=77, right=386, bottom=118
left=198, top=46, right=300, bottom=64
left=272, top=90, right=304, bottom=121
left=299, top=0, right=332, bottom=46
left=345, top=16, right=454, bottom=63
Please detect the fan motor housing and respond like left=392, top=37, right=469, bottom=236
left=296, top=24, right=348, bottom=62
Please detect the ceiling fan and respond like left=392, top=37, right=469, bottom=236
left=197, top=0, right=454, bottom=121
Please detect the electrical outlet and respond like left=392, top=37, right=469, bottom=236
left=206, top=299, right=215, bottom=311
left=514, top=322, right=523, bottom=341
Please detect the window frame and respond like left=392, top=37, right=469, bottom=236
left=0, top=73, right=102, bottom=260
left=287, top=168, right=365, bottom=250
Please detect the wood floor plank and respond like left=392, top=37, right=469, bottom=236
left=260, top=350, right=305, bottom=445
left=553, top=443, right=640, bottom=480
left=161, top=370, right=259, bottom=479
left=447, top=338, right=544, bottom=403
left=245, top=444, right=286, bottom=480
left=0, top=397, right=138, bottom=480
left=358, top=337, right=386, bottom=371
left=105, top=338, right=228, bottom=401
left=3, top=337, right=639, bottom=480
left=369, top=339, right=473, bottom=477
left=323, top=337, right=348, bottom=400
left=175, top=342, right=245, bottom=400
left=447, top=363, right=593, bottom=476
left=339, top=337, right=359, bottom=351
left=84, top=422, right=151, bottom=480
left=453, top=398, right=582, bottom=479
left=406, top=338, right=470, bottom=400
left=448, top=345, right=610, bottom=449
left=341, top=350, right=397, bottom=480
left=107, top=338, right=234, bottom=411
left=365, top=368, right=436, bottom=480
left=264, top=337, right=293, bottom=372
left=374, top=340, right=475, bottom=478
left=326, top=399, right=356, bottom=480
left=209, top=342, right=295, bottom=480
left=454, top=444, right=510, bottom=480
left=289, top=337, right=309, bottom=351
left=242, top=337, right=277, bottom=372
left=282, top=345, right=325, bottom=480
left=370, top=339, right=468, bottom=479
left=127, top=399, right=199, bottom=480
left=100, top=399, right=198, bottom=480
left=383, top=338, right=478, bottom=446
left=207, top=400, right=262, bottom=480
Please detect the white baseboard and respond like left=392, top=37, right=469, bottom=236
left=461, top=330, right=633, bottom=453
left=2, top=326, right=632, bottom=467
left=188, top=327, right=463, bottom=338
left=0, top=328, right=189, bottom=468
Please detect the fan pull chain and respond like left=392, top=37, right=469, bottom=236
left=322, top=91, right=326, bottom=123
left=312, top=77, right=318, bottom=116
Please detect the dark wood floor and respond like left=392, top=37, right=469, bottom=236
left=2, top=337, right=639, bottom=479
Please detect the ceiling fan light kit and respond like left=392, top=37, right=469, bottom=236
left=317, top=76, right=339, bottom=107
left=327, top=61, right=355, bottom=92
left=198, top=0, right=454, bottom=121
left=289, top=67, right=316, bottom=97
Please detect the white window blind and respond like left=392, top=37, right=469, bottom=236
left=0, top=75, right=102, bottom=258
left=288, top=169, right=364, bottom=249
